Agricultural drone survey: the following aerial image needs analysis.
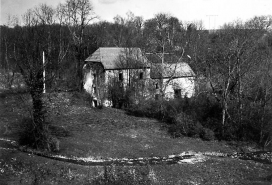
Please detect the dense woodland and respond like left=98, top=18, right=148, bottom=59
left=1, top=0, right=272, bottom=150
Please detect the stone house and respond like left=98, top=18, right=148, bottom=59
left=83, top=47, right=195, bottom=106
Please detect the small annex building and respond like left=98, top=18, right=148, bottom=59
left=83, top=47, right=195, bottom=107
left=150, top=62, right=195, bottom=99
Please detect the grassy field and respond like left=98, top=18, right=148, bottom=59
left=0, top=91, right=271, bottom=184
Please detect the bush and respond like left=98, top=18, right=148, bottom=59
left=126, top=95, right=221, bottom=140
left=90, top=166, right=152, bottom=185
left=200, top=128, right=215, bottom=141
left=168, top=112, right=206, bottom=138
left=127, top=98, right=189, bottom=122
left=186, top=94, right=222, bottom=124
left=128, top=99, right=218, bottom=140
left=168, top=112, right=194, bottom=137
left=202, top=117, right=221, bottom=136
left=127, top=100, right=161, bottom=118
left=187, top=122, right=204, bottom=138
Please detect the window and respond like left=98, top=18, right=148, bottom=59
left=119, top=73, right=123, bottom=81
left=174, top=89, right=181, bottom=99
left=155, top=83, right=159, bottom=89
left=139, top=72, right=143, bottom=79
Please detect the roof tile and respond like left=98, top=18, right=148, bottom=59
left=85, top=47, right=149, bottom=69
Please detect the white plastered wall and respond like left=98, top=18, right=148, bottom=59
left=163, top=77, right=195, bottom=99
left=84, top=65, right=195, bottom=106
left=105, top=68, right=150, bottom=87
left=83, top=71, right=94, bottom=94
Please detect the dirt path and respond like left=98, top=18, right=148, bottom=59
left=1, top=138, right=271, bottom=167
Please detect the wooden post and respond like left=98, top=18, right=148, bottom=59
left=43, top=51, right=46, bottom=93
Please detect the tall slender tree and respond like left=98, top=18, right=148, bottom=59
left=143, top=13, right=184, bottom=97
left=58, top=0, right=96, bottom=91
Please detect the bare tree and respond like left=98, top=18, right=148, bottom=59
left=243, top=16, right=272, bottom=147
left=4, top=6, right=59, bottom=150
left=204, top=17, right=271, bottom=138
left=144, top=13, right=185, bottom=98
left=58, top=0, right=96, bottom=91
left=34, top=4, right=55, bottom=25
left=0, top=24, right=18, bottom=89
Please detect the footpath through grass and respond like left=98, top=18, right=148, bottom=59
left=0, top=92, right=271, bottom=184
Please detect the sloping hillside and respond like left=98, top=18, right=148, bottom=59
left=0, top=92, right=271, bottom=184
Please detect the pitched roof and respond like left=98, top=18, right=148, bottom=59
left=150, top=62, right=195, bottom=79
left=146, top=54, right=180, bottom=64
left=85, top=47, right=149, bottom=69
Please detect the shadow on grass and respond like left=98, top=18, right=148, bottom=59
left=49, top=125, right=73, bottom=138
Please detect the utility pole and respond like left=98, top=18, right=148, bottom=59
left=43, top=51, right=46, bottom=94
left=206, top=15, right=218, bottom=30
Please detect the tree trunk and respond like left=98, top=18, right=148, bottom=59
left=77, top=59, right=84, bottom=91
left=31, top=90, right=44, bottom=124
left=221, top=101, right=227, bottom=138
left=237, top=57, right=242, bottom=136
left=29, top=87, right=49, bottom=149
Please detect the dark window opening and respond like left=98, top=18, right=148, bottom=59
left=119, top=73, right=123, bottom=81
left=93, top=74, right=96, bottom=84
left=155, top=83, right=159, bottom=89
left=93, top=99, right=98, bottom=107
left=174, top=89, right=181, bottom=98
left=139, top=72, right=143, bottom=79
